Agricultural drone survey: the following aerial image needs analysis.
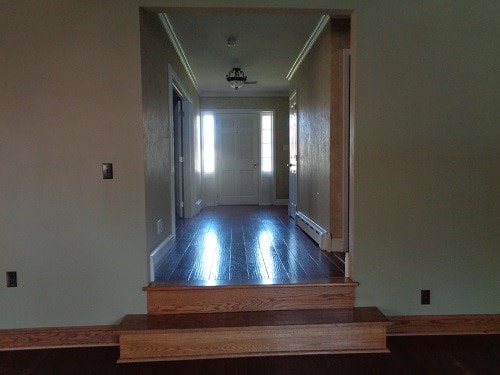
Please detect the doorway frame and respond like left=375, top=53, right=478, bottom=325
left=153, top=7, right=357, bottom=281
left=168, top=65, right=195, bottom=234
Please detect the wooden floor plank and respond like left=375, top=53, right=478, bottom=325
left=156, top=206, right=344, bottom=285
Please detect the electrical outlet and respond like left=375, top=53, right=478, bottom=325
left=421, top=289, right=430, bottom=305
left=102, top=163, right=113, bottom=179
left=6, top=271, right=17, bottom=287
left=156, top=219, right=163, bottom=235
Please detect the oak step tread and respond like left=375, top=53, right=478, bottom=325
left=119, top=307, right=389, bottom=333
left=145, top=277, right=357, bottom=290
left=118, top=308, right=390, bottom=361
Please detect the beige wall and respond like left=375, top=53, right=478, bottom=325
left=200, top=96, right=289, bottom=200
left=290, top=26, right=332, bottom=230
left=330, top=19, right=350, bottom=238
left=1, top=0, right=498, bottom=329
left=0, top=1, right=147, bottom=328
left=351, top=0, right=499, bottom=315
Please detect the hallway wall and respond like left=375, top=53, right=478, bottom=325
left=140, top=10, right=201, bottom=256
left=290, top=26, right=332, bottom=231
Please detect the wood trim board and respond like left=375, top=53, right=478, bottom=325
left=387, top=314, right=500, bottom=336
left=0, top=325, right=118, bottom=351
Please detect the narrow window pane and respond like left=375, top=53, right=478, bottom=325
left=262, top=158, right=272, bottom=173
left=261, top=112, right=273, bottom=175
left=262, top=129, right=272, bottom=144
left=262, top=144, right=272, bottom=158
left=262, top=115, right=272, bottom=130
left=203, top=114, right=214, bottom=174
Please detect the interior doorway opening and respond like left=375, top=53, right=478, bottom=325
left=145, top=10, right=355, bottom=284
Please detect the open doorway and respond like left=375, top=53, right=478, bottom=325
left=142, top=9, right=354, bottom=284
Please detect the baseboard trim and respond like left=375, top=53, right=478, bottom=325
left=274, top=199, right=289, bottom=206
left=387, top=314, right=500, bottom=336
left=0, top=325, right=118, bottom=351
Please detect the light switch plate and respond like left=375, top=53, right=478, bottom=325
left=102, top=163, right=113, bottom=179
left=7, top=271, right=17, bottom=287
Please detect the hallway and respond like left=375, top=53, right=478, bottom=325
left=155, top=206, right=344, bottom=285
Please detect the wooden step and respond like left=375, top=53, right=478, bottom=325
left=117, top=307, right=390, bottom=362
left=144, top=278, right=358, bottom=314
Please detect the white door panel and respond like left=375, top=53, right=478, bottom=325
left=216, top=113, right=259, bottom=205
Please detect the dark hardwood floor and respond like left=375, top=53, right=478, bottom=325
left=1, top=335, right=498, bottom=374
left=155, top=206, right=344, bottom=285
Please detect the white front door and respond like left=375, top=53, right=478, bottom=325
left=216, top=113, right=260, bottom=205
left=288, top=93, right=298, bottom=218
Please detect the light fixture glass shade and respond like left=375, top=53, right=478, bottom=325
left=226, top=68, right=247, bottom=90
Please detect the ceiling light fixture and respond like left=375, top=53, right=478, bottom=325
left=226, top=68, right=247, bottom=90
left=226, top=36, right=237, bottom=47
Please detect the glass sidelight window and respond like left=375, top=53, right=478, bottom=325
left=261, top=112, right=273, bottom=174
left=202, top=112, right=215, bottom=174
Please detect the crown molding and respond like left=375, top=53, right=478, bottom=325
left=286, top=14, right=330, bottom=81
left=158, top=13, right=198, bottom=91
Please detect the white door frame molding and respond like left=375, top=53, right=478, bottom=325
left=201, top=109, right=275, bottom=206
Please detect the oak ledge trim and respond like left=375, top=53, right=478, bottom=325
left=387, top=314, right=500, bottom=336
left=144, top=277, right=358, bottom=291
left=0, top=325, right=118, bottom=351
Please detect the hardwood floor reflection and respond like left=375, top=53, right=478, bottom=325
left=156, top=206, right=344, bottom=285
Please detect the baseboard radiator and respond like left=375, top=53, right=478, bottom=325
left=295, top=211, right=330, bottom=250
left=195, top=199, right=203, bottom=215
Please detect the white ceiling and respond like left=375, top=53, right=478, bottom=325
left=165, top=12, right=323, bottom=97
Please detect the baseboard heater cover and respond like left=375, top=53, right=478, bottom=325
left=295, top=211, right=330, bottom=250
left=195, top=199, right=203, bottom=209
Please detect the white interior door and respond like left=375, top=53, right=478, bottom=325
left=288, top=94, right=298, bottom=218
left=216, top=113, right=259, bottom=205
